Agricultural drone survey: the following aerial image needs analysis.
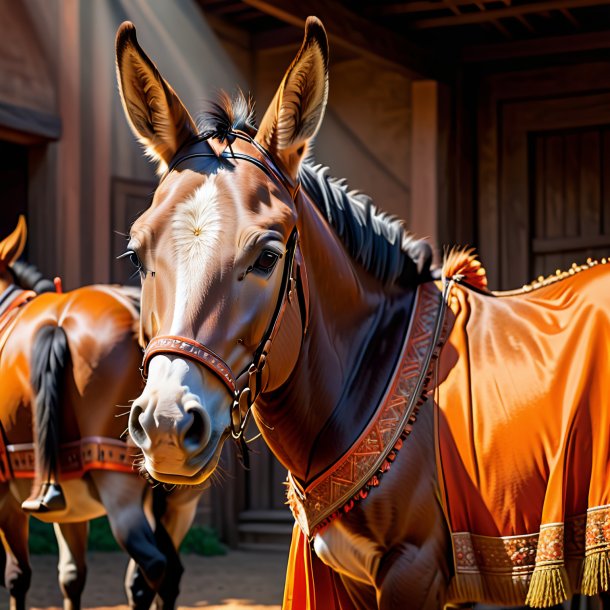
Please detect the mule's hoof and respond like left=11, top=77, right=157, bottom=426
left=21, top=482, right=66, bottom=513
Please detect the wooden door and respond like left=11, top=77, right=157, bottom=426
left=478, top=62, right=610, bottom=290
left=237, top=436, right=293, bottom=549
left=0, top=141, right=28, bottom=250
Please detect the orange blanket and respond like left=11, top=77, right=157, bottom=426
left=437, top=260, right=610, bottom=607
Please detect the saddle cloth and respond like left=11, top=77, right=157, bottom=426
left=437, top=260, right=610, bottom=607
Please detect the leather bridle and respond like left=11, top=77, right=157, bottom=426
left=141, top=130, right=308, bottom=442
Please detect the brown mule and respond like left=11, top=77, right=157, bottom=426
left=116, top=18, right=610, bottom=610
left=0, top=218, right=202, bottom=610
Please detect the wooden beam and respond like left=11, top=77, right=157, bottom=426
left=0, top=101, right=61, bottom=141
left=462, top=29, right=610, bottom=61
left=379, top=0, right=511, bottom=15
left=532, top=235, right=610, bottom=254
left=559, top=8, right=580, bottom=28
left=413, top=0, right=610, bottom=28
left=239, top=0, right=448, bottom=79
left=252, top=25, right=303, bottom=51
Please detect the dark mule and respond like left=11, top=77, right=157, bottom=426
left=0, top=218, right=201, bottom=610
left=116, top=18, right=610, bottom=610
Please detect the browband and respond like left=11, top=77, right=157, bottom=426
left=164, top=130, right=301, bottom=201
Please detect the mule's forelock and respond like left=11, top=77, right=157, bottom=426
left=196, top=90, right=257, bottom=140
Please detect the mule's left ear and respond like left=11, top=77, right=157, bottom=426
left=256, top=16, right=329, bottom=180
left=0, top=215, right=27, bottom=269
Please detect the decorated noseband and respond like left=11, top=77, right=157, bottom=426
left=141, top=130, right=307, bottom=442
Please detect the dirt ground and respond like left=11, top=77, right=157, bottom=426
left=0, top=549, right=288, bottom=610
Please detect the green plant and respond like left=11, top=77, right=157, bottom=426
left=28, top=518, right=58, bottom=554
left=180, top=525, right=227, bottom=556
left=28, top=517, right=226, bottom=556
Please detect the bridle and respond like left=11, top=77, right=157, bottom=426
left=141, top=129, right=309, bottom=443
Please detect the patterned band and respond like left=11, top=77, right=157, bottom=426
left=142, top=335, right=237, bottom=396
left=0, top=436, right=136, bottom=483
left=287, top=282, right=445, bottom=536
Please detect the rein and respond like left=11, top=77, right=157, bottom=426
left=141, top=130, right=307, bottom=445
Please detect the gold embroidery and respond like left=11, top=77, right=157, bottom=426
left=450, top=507, right=610, bottom=606
left=585, top=505, right=610, bottom=554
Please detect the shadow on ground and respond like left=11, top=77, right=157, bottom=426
left=0, top=550, right=288, bottom=610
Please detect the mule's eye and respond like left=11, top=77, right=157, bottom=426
left=253, top=250, right=280, bottom=275
left=118, top=249, right=146, bottom=278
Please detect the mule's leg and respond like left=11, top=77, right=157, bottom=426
left=124, top=558, right=156, bottom=610
left=150, top=488, right=200, bottom=610
left=89, top=471, right=166, bottom=607
left=0, top=488, right=31, bottom=610
left=53, top=522, right=88, bottom=610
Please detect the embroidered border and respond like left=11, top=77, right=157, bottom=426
left=4, top=436, right=137, bottom=482
left=450, top=506, right=610, bottom=605
left=287, top=282, right=444, bottom=536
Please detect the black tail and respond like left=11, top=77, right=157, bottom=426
left=30, top=325, right=69, bottom=481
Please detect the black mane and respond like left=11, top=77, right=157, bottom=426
left=197, top=92, right=432, bottom=287
left=10, top=261, right=55, bottom=294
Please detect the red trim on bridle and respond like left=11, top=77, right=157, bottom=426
left=142, top=336, right=237, bottom=395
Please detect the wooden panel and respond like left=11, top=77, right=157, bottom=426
left=530, top=126, right=610, bottom=279
left=243, top=435, right=290, bottom=512
left=478, top=63, right=610, bottom=285
left=604, top=130, right=610, bottom=236
left=563, top=132, right=580, bottom=239
left=492, top=87, right=610, bottom=288
left=579, top=130, right=601, bottom=237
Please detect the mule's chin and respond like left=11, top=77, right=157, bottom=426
left=141, top=431, right=228, bottom=486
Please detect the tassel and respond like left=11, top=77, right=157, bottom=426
left=525, top=565, right=570, bottom=607
left=581, top=550, right=610, bottom=596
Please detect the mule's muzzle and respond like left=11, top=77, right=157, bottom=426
left=128, top=399, right=211, bottom=463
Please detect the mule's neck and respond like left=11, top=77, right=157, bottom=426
left=255, top=192, right=418, bottom=483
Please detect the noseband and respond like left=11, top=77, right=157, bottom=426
left=141, top=130, right=308, bottom=442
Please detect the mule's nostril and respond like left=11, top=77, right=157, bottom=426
left=129, top=403, right=149, bottom=449
left=182, top=406, right=210, bottom=454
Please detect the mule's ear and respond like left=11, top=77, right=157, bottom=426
left=0, top=215, right=27, bottom=269
left=256, top=16, right=329, bottom=179
left=115, top=22, right=197, bottom=174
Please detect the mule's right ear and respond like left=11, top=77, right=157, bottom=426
left=0, top=215, right=27, bottom=270
left=115, top=22, right=197, bottom=174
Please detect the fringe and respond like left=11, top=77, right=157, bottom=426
left=580, top=550, right=610, bottom=596
left=525, top=564, right=571, bottom=608
left=448, top=572, right=530, bottom=606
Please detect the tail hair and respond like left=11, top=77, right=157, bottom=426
left=30, top=325, right=69, bottom=480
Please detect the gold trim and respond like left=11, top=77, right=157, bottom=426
left=491, top=258, right=607, bottom=297
left=449, top=506, right=610, bottom=607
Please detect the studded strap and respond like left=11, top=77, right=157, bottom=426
left=142, top=335, right=237, bottom=396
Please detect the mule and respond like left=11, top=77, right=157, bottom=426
left=0, top=218, right=201, bottom=610
left=115, top=18, right=610, bottom=610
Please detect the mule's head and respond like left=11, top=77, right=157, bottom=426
left=0, top=216, right=27, bottom=293
left=116, top=19, right=328, bottom=484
